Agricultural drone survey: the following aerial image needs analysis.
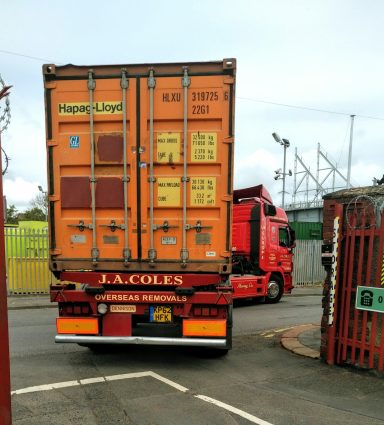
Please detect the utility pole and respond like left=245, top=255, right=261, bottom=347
left=0, top=75, right=12, bottom=425
left=347, top=114, right=355, bottom=189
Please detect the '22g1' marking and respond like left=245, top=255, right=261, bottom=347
left=191, top=91, right=229, bottom=115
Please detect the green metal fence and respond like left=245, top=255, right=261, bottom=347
left=293, top=240, right=326, bottom=286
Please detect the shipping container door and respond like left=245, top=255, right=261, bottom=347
left=138, top=72, right=233, bottom=268
left=49, top=74, right=138, bottom=264
left=46, top=61, right=235, bottom=273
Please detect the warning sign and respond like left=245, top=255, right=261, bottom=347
left=157, top=178, right=181, bottom=206
left=190, top=177, right=216, bottom=206
left=191, top=133, right=217, bottom=162
left=157, top=133, right=180, bottom=163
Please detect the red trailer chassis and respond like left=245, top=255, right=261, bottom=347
left=51, top=272, right=232, bottom=349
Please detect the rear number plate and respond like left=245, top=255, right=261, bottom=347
left=150, top=306, right=172, bottom=323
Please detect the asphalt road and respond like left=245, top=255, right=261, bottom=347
left=9, top=295, right=384, bottom=425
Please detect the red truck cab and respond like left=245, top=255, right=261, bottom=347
left=230, top=185, right=295, bottom=303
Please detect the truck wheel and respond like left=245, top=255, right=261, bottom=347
left=265, top=276, right=283, bottom=304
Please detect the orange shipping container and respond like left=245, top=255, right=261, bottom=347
left=43, top=59, right=236, bottom=275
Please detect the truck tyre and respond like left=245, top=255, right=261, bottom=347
left=265, top=276, right=283, bottom=304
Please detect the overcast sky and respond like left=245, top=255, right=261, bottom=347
left=1, top=0, right=383, bottom=211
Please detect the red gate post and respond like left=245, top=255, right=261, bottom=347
left=0, top=84, right=12, bottom=424
left=326, top=203, right=343, bottom=365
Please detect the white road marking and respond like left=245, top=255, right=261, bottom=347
left=12, top=370, right=273, bottom=424
left=12, top=380, right=79, bottom=395
left=196, top=395, right=273, bottom=425
left=105, top=371, right=154, bottom=382
left=148, top=371, right=189, bottom=392
left=80, top=377, right=105, bottom=385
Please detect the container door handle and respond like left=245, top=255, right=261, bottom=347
left=185, top=220, right=213, bottom=233
left=99, top=220, right=126, bottom=232
left=153, top=221, right=179, bottom=233
left=67, top=220, right=93, bottom=232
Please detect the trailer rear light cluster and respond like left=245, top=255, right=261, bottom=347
left=193, top=306, right=219, bottom=317
left=61, top=303, right=91, bottom=316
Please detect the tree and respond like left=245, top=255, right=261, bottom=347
left=18, top=207, right=46, bottom=222
left=6, top=204, right=18, bottom=224
left=30, top=192, right=48, bottom=219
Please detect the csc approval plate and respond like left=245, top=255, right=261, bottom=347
left=150, top=306, right=172, bottom=322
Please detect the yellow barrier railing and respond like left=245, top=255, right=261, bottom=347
left=5, top=226, right=56, bottom=294
left=7, top=258, right=58, bottom=294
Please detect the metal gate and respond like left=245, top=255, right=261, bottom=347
left=324, top=194, right=384, bottom=371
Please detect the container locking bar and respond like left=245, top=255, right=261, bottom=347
left=148, top=68, right=156, bottom=264
left=181, top=67, right=190, bottom=267
left=87, top=70, right=99, bottom=263
left=121, top=69, right=131, bottom=264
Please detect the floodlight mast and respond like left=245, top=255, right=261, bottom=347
left=272, top=133, right=291, bottom=208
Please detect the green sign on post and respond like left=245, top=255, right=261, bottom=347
left=356, top=286, right=384, bottom=313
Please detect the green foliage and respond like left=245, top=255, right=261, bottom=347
left=6, top=204, right=19, bottom=224
left=18, top=207, right=46, bottom=222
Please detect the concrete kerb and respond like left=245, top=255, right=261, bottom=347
left=7, top=295, right=53, bottom=310
left=281, top=324, right=321, bottom=359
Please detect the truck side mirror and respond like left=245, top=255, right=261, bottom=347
left=264, top=204, right=276, bottom=216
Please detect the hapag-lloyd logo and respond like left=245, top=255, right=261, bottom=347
left=98, top=274, right=183, bottom=286
left=58, top=101, right=123, bottom=116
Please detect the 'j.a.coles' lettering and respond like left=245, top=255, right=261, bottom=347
left=98, top=274, right=183, bottom=286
